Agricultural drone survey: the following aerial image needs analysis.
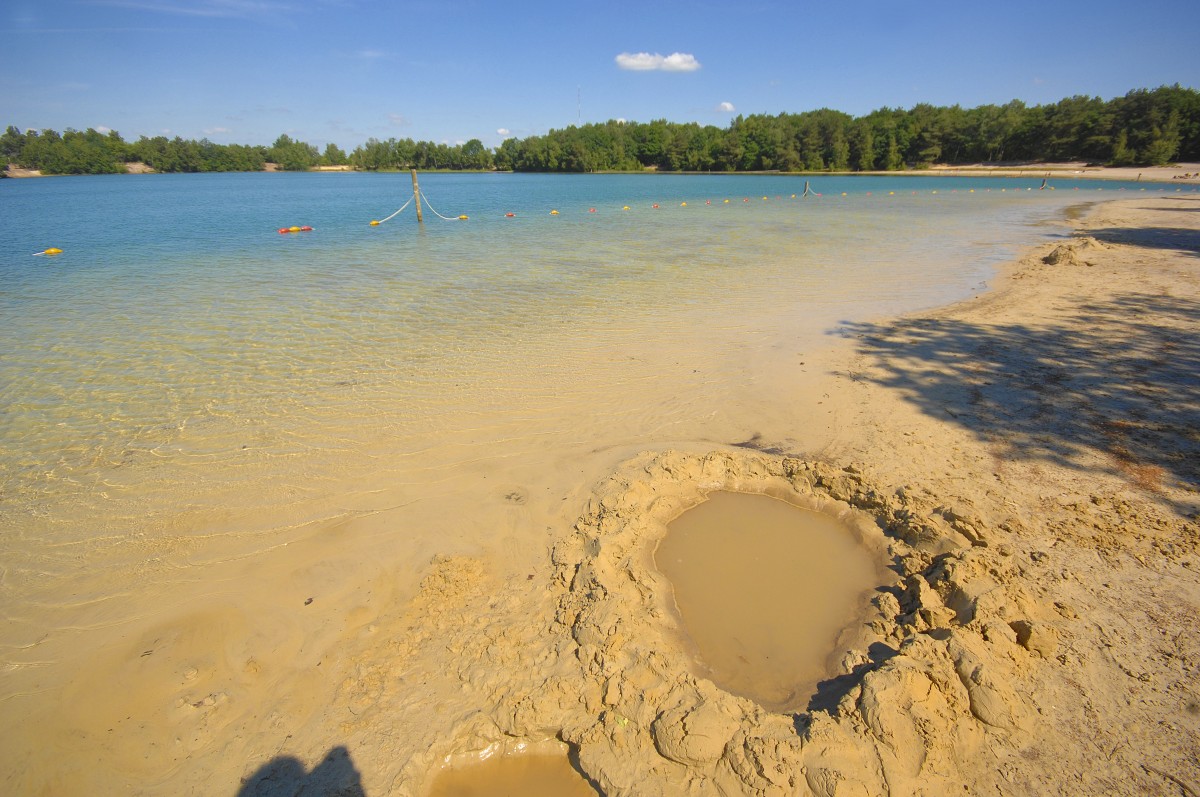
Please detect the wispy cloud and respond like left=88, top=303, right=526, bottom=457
left=388, top=113, right=410, bottom=127
left=92, top=0, right=296, bottom=18
left=615, top=52, right=701, bottom=72
left=717, top=101, right=735, bottom=112
left=204, top=126, right=232, bottom=135
left=497, top=128, right=512, bottom=137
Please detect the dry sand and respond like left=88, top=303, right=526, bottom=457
left=225, top=195, right=1199, bottom=796
left=8, top=195, right=1198, bottom=796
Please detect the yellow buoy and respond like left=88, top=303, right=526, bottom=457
left=458, top=215, right=468, bottom=220
left=723, top=199, right=730, bottom=204
left=622, top=206, right=630, bottom=210
left=37, top=247, right=63, bottom=256
left=550, top=209, right=559, bottom=215
left=289, top=226, right=302, bottom=232
left=370, top=220, right=381, bottom=226
left=680, top=201, right=687, bottom=207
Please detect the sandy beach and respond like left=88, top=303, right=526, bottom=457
left=228, top=195, right=1200, bottom=796
left=4, top=190, right=1197, bottom=796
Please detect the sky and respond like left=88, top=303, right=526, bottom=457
left=2, top=0, right=1198, bottom=152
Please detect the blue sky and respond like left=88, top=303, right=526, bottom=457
left=2, top=0, right=1198, bottom=152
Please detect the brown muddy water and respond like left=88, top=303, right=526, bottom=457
left=426, top=753, right=600, bottom=796
left=655, top=491, right=883, bottom=711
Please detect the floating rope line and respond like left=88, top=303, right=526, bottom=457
left=419, top=191, right=466, bottom=221
left=371, top=196, right=413, bottom=225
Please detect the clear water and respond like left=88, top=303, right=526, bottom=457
left=0, top=172, right=1169, bottom=650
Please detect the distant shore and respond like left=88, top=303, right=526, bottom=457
left=6, top=160, right=1200, bottom=182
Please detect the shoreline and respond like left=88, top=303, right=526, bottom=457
left=383, top=195, right=1199, bottom=795
left=6, top=161, right=1200, bottom=183
left=4, top=192, right=1197, bottom=795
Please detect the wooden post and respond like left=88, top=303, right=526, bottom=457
left=411, top=168, right=424, bottom=224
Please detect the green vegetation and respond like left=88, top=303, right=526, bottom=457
left=3, top=85, right=1197, bottom=176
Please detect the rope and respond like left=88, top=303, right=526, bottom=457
left=375, top=196, right=413, bottom=224
left=420, top=192, right=463, bottom=221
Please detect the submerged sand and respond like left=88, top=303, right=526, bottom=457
left=8, top=196, right=1199, bottom=796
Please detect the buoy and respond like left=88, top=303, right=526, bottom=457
left=34, top=247, right=63, bottom=256
left=888, top=191, right=895, bottom=196
left=589, top=208, right=597, bottom=213
left=278, top=228, right=290, bottom=234
left=622, top=206, right=630, bottom=211
left=505, top=212, right=515, bottom=217
left=680, top=202, right=687, bottom=207
left=723, top=199, right=730, bottom=204
left=652, top=204, right=659, bottom=209
left=705, top=200, right=711, bottom=205
left=550, top=209, right=559, bottom=215
left=300, top=226, right=313, bottom=231
left=369, top=220, right=381, bottom=226
left=289, top=226, right=302, bottom=232
left=458, top=215, right=468, bottom=220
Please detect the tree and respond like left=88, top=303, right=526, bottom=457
left=321, top=143, right=348, bottom=166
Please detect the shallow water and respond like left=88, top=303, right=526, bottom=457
left=655, top=491, right=881, bottom=711
left=0, top=171, right=1174, bottom=789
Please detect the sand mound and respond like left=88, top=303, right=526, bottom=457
left=1042, top=236, right=1110, bottom=267
left=394, top=450, right=1058, bottom=796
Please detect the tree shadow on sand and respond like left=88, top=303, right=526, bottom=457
left=236, top=746, right=366, bottom=797
left=1086, top=225, right=1200, bottom=256
left=837, top=290, right=1200, bottom=516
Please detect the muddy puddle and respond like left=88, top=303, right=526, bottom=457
left=655, top=491, right=883, bottom=711
left=425, top=753, right=600, bottom=796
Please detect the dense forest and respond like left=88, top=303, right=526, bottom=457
left=3, top=86, right=1197, bottom=176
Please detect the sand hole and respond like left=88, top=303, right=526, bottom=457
left=655, top=491, right=883, bottom=712
left=426, top=753, right=600, bottom=797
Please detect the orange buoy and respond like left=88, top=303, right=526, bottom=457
left=589, top=208, right=596, bottom=213
left=505, top=212, right=515, bottom=217
left=300, top=226, right=313, bottom=231
left=652, top=203, right=659, bottom=209
left=278, top=228, right=289, bottom=234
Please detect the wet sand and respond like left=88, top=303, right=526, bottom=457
left=6, top=196, right=1199, bottom=796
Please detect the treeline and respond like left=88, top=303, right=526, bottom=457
left=497, top=85, right=1198, bottom=172
left=3, top=86, right=1197, bottom=176
left=0, top=129, right=349, bottom=174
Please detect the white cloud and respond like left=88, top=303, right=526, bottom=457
left=96, top=125, right=113, bottom=133
left=388, top=113, right=409, bottom=127
left=615, top=52, right=701, bottom=72
left=717, top=101, right=735, bottom=112
left=497, top=128, right=511, bottom=137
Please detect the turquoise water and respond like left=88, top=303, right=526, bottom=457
left=0, top=171, right=1177, bottom=611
